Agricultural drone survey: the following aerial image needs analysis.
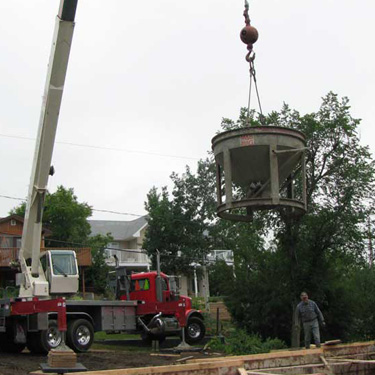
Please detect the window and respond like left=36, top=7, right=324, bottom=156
left=0, top=236, right=12, bottom=248
left=50, top=252, right=77, bottom=276
left=161, top=277, right=168, bottom=291
left=10, top=219, right=16, bottom=226
left=131, top=278, right=150, bottom=291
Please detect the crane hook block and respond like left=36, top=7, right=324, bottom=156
left=240, top=25, right=259, bottom=45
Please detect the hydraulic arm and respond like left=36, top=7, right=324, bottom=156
left=18, top=0, right=78, bottom=298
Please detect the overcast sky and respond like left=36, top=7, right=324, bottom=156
left=1, top=0, right=374, bottom=221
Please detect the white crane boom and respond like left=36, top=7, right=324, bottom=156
left=18, top=0, right=79, bottom=298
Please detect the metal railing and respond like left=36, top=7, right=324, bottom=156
left=105, top=249, right=150, bottom=266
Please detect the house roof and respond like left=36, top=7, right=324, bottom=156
left=0, top=214, right=24, bottom=225
left=88, top=216, right=148, bottom=241
left=0, top=214, right=52, bottom=235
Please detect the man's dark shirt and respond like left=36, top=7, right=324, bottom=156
left=296, top=300, right=324, bottom=323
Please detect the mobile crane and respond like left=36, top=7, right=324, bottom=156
left=0, top=0, right=205, bottom=354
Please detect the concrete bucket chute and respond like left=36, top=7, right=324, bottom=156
left=212, top=126, right=307, bottom=222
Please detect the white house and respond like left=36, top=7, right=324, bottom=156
left=88, top=217, right=235, bottom=301
left=88, top=216, right=150, bottom=271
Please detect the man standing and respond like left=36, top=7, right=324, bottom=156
left=295, top=292, right=326, bottom=349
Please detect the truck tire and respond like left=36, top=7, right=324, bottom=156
left=0, top=332, right=26, bottom=353
left=42, top=320, right=63, bottom=352
left=27, top=319, right=62, bottom=354
left=185, top=316, right=205, bottom=345
left=67, top=319, right=94, bottom=353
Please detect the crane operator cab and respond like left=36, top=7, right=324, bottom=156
left=41, top=250, right=79, bottom=295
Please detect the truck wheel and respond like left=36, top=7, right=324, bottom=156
left=67, top=319, right=94, bottom=353
left=41, top=320, right=63, bottom=352
left=0, top=332, right=26, bottom=353
left=28, top=319, right=63, bottom=354
left=185, top=317, right=205, bottom=344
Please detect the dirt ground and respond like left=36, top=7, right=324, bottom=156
left=0, top=347, right=210, bottom=375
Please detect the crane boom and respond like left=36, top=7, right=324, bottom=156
left=18, top=0, right=78, bottom=298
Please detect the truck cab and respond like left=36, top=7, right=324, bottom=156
left=40, top=250, right=79, bottom=294
left=116, top=270, right=205, bottom=344
left=128, top=272, right=179, bottom=303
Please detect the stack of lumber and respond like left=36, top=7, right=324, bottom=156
left=47, top=349, right=77, bottom=368
left=30, top=341, right=375, bottom=375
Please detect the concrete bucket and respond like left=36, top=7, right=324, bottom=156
left=212, top=126, right=307, bottom=222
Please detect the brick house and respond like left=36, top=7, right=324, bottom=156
left=0, top=215, right=92, bottom=291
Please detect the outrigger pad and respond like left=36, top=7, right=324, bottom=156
left=40, top=362, right=87, bottom=373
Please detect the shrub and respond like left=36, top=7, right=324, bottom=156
left=191, top=296, right=206, bottom=310
left=208, top=329, right=286, bottom=355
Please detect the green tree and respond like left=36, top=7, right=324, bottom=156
left=143, top=162, right=213, bottom=275
left=10, top=185, right=92, bottom=247
left=208, top=259, right=234, bottom=297
left=11, top=186, right=113, bottom=295
left=85, top=234, right=113, bottom=295
left=223, top=93, right=375, bottom=344
left=145, top=92, right=375, bottom=345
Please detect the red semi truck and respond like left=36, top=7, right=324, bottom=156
left=115, top=260, right=206, bottom=345
left=0, top=256, right=205, bottom=354
left=0, top=0, right=205, bottom=355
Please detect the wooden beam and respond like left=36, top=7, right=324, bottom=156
left=327, top=358, right=375, bottom=364
left=238, top=368, right=248, bottom=375
left=187, top=348, right=322, bottom=364
left=320, top=355, right=334, bottom=375
left=175, top=356, right=194, bottom=363
left=326, top=351, right=375, bottom=359
left=28, top=341, right=375, bottom=375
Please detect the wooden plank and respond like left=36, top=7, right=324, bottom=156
left=327, top=358, right=375, bottom=364
left=28, top=341, right=375, bottom=375
left=323, top=341, right=375, bottom=358
left=319, top=355, right=333, bottom=375
left=175, top=356, right=194, bottom=363
left=327, top=351, right=375, bottom=359
left=187, top=348, right=322, bottom=364
left=238, top=368, right=248, bottom=375
left=62, top=359, right=246, bottom=375
left=323, top=340, right=341, bottom=346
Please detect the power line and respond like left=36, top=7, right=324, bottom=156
left=0, top=194, right=25, bottom=202
left=0, top=194, right=144, bottom=218
left=0, top=133, right=199, bottom=161
left=92, top=209, right=143, bottom=218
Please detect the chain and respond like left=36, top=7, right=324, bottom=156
left=249, top=58, right=264, bottom=120
left=242, top=1, right=265, bottom=125
left=243, top=0, right=250, bottom=26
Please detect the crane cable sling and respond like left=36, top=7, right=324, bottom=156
left=243, top=0, right=264, bottom=122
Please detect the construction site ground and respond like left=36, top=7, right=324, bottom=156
left=3, top=337, right=375, bottom=375
left=0, top=337, right=211, bottom=375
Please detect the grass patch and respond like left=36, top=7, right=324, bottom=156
left=92, top=342, right=151, bottom=352
left=95, top=331, right=139, bottom=341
